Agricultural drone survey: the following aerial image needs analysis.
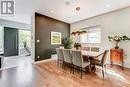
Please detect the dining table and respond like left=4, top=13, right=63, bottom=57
left=81, top=51, right=103, bottom=73
left=82, top=51, right=102, bottom=58
left=70, top=49, right=102, bottom=57
left=70, top=49, right=103, bottom=60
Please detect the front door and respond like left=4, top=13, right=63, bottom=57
left=4, top=27, right=19, bottom=57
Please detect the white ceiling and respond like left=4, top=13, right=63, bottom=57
left=0, top=0, right=130, bottom=24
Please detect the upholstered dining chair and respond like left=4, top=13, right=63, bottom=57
left=72, top=50, right=91, bottom=79
left=56, top=48, right=64, bottom=67
left=90, top=50, right=109, bottom=78
left=62, top=49, right=72, bottom=73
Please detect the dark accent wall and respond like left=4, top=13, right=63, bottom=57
left=35, top=13, right=70, bottom=61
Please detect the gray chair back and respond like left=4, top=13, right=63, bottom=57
left=56, top=48, right=64, bottom=61
left=101, top=50, right=109, bottom=66
left=72, top=50, right=82, bottom=67
left=62, top=49, right=72, bottom=63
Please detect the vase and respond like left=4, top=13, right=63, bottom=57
left=75, top=46, right=80, bottom=50
left=115, top=41, right=119, bottom=49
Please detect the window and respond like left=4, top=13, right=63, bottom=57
left=80, top=26, right=101, bottom=43
left=0, top=26, right=3, bottom=52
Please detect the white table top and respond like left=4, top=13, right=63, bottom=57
left=69, top=49, right=102, bottom=57
left=82, top=51, right=102, bottom=57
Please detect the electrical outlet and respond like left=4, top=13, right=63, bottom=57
left=37, top=40, right=40, bottom=43
left=124, top=54, right=127, bottom=59
left=37, top=56, right=40, bottom=59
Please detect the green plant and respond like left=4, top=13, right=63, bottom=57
left=23, top=41, right=27, bottom=48
left=66, top=38, right=74, bottom=49
left=108, top=35, right=130, bottom=49
left=108, top=35, right=130, bottom=42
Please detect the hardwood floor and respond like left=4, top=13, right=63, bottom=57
left=36, top=60, right=130, bottom=87
left=0, top=59, right=130, bottom=87
left=0, top=64, right=36, bottom=87
left=2, top=56, right=32, bottom=69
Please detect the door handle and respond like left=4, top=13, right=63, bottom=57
left=16, top=35, right=18, bottom=49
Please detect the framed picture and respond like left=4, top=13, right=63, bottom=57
left=51, top=31, right=62, bottom=45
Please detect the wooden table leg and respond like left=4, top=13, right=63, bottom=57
left=91, top=65, right=96, bottom=73
left=122, top=61, right=124, bottom=70
left=110, top=60, right=113, bottom=68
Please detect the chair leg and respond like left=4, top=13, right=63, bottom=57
left=70, top=63, right=71, bottom=73
left=64, top=62, right=66, bottom=70
left=80, top=68, right=82, bottom=79
left=62, top=61, right=64, bottom=69
left=104, top=65, right=107, bottom=74
left=73, top=65, right=74, bottom=74
left=57, top=59, right=59, bottom=67
left=102, top=66, right=104, bottom=79
left=88, top=65, right=91, bottom=73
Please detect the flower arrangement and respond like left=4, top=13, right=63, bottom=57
left=74, top=43, right=81, bottom=50
left=108, top=35, right=130, bottom=49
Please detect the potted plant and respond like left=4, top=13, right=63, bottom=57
left=65, top=38, right=74, bottom=49
left=108, top=35, right=130, bottom=49
left=23, top=41, right=27, bottom=48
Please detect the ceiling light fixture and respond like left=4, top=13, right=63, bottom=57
left=76, top=7, right=80, bottom=11
left=106, top=4, right=110, bottom=8
left=65, top=1, right=70, bottom=5
left=50, top=10, right=54, bottom=13
left=69, top=18, right=72, bottom=21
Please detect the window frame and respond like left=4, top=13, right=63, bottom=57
left=0, top=26, right=4, bottom=52
left=80, top=25, right=101, bottom=44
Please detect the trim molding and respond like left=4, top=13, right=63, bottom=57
left=34, top=59, right=57, bottom=64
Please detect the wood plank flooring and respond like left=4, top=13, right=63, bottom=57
left=2, top=56, right=32, bottom=69
left=36, top=60, right=130, bottom=87
left=0, top=59, right=130, bottom=87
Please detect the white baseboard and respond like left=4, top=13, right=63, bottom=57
left=34, top=58, right=57, bottom=64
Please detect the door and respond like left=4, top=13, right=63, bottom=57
left=4, top=27, right=19, bottom=57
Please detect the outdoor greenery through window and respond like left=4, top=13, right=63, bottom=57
left=19, top=30, right=31, bottom=49
left=0, top=26, right=3, bottom=52
left=80, top=26, right=101, bottom=43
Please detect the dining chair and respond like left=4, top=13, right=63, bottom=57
left=72, top=50, right=91, bottom=79
left=62, top=49, right=72, bottom=73
left=56, top=48, right=64, bottom=67
left=90, top=50, right=109, bottom=78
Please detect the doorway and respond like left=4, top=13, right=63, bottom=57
left=19, top=30, right=31, bottom=56
left=0, top=26, right=32, bottom=69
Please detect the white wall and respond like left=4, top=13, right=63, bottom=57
left=0, top=19, right=30, bottom=30
left=31, top=13, right=35, bottom=63
left=70, top=7, right=130, bottom=68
